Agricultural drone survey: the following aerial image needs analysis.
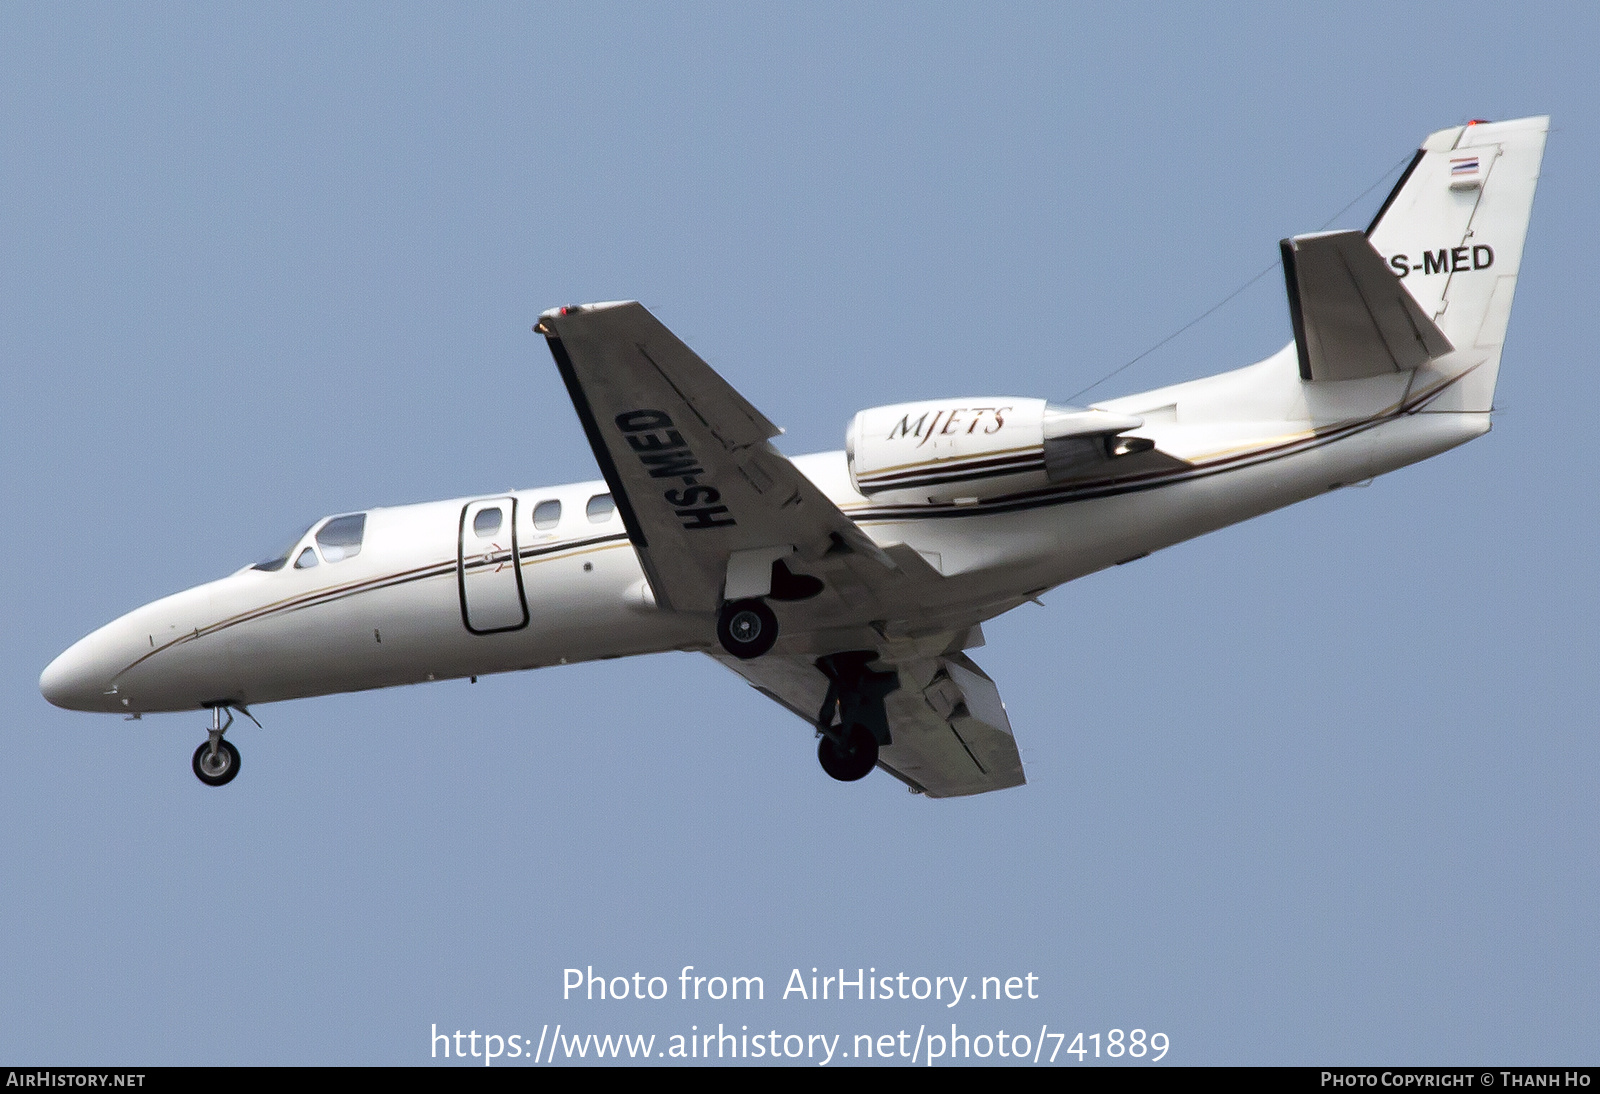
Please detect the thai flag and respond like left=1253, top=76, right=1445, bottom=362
left=1451, top=156, right=1480, bottom=176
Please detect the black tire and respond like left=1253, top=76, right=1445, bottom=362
left=192, top=739, right=241, bottom=787
left=817, top=723, right=878, bottom=782
left=717, top=599, right=778, bottom=660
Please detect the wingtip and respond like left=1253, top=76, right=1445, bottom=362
left=537, top=300, right=639, bottom=320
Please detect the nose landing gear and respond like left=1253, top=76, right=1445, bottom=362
left=192, top=705, right=241, bottom=787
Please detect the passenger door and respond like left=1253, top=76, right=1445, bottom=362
left=457, top=498, right=528, bottom=634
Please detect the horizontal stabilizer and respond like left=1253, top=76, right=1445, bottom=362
left=1281, top=230, right=1453, bottom=382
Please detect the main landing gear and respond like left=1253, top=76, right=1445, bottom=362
left=814, top=652, right=899, bottom=783
left=192, top=705, right=241, bottom=787
left=717, top=599, right=778, bottom=660
left=818, top=724, right=878, bottom=782
left=713, top=561, right=824, bottom=660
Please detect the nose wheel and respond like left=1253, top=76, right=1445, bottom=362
left=192, top=706, right=242, bottom=787
left=193, top=738, right=241, bottom=786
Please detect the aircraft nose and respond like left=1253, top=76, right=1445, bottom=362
left=40, top=634, right=122, bottom=712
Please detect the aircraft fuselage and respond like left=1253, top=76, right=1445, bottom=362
left=40, top=409, right=1482, bottom=717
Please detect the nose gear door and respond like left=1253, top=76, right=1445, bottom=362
left=457, top=498, right=529, bottom=634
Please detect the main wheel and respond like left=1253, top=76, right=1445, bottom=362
left=192, top=739, right=241, bottom=787
left=717, top=599, right=778, bottom=659
left=817, top=723, right=878, bottom=782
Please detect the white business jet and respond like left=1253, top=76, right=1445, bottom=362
left=41, top=117, right=1547, bottom=796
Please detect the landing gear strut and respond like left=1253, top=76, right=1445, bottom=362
left=717, top=599, right=778, bottom=659
left=814, top=652, right=899, bottom=783
left=192, top=706, right=241, bottom=787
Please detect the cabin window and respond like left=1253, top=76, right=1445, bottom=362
left=472, top=507, right=503, bottom=538
left=586, top=493, right=615, bottom=523
left=316, top=513, right=367, bottom=562
left=533, top=499, right=561, bottom=530
left=293, top=547, right=319, bottom=569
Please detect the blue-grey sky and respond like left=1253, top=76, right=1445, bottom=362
left=3, top=2, right=1595, bottom=1065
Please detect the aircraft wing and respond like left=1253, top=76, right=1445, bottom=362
left=538, top=301, right=896, bottom=613
left=716, top=649, right=1027, bottom=798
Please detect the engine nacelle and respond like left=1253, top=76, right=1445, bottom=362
left=846, top=397, right=1147, bottom=505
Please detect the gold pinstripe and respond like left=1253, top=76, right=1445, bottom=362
left=111, top=535, right=633, bottom=682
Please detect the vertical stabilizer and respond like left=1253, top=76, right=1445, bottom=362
left=1366, top=116, right=1547, bottom=412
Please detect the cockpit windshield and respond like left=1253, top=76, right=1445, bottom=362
left=250, top=513, right=367, bottom=572
left=316, top=513, right=366, bottom=562
left=252, top=524, right=315, bottom=572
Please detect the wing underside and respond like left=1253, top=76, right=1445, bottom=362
left=538, top=301, right=895, bottom=615
left=543, top=300, right=1027, bottom=796
left=716, top=650, right=1026, bottom=798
